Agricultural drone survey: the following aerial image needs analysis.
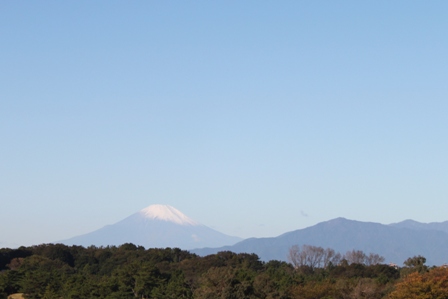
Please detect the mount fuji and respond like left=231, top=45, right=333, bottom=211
left=60, top=204, right=242, bottom=250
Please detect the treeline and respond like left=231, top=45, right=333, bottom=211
left=287, top=244, right=385, bottom=269
left=0, top=243, right=446, bottom=298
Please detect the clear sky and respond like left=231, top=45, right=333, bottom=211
left=1, top=1, right=447, bottom=248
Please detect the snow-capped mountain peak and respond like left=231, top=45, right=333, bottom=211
left=60, top=204, right=242, bottom=249
left=139, top=204, right=199, bottom=226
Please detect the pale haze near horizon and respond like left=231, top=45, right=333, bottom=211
left=1, top=1, right=447, bottom=247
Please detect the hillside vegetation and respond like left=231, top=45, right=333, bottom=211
left=1, top=243, right=447, bottom=298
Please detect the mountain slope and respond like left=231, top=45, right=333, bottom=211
left=192, top=218, right=448, bottom=266
left=389, top=219, right=448, bottom=234
left=60, top=204, right=241, bottom=250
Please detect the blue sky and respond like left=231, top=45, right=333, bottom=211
left=1, top=1, right=447, bottom=247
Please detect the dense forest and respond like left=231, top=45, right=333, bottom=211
left=1, top=243, right=447, bottom=299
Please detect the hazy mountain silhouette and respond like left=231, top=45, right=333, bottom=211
left=60, top=207, right=448, bottom=266
left=60, top=205, right=241, bottom=249
left=390, top=219, right=448, bottom=234
left=192, top=217, right=448, bottom=266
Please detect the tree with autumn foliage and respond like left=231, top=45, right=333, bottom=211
left=388, top=266, right=448, bottom=299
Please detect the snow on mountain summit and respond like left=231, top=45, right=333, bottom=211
left=60, top=204, right=242, bottom=249
left=139, top=204, right=199, bottom=226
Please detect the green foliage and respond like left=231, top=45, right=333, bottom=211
left=0, top=243, right=437, bottom=298
left=30, top=244, right=75, bottom=267
left=0, top=270, right=22, bottom=297
left=0, top=247, right=32, bottom=271
left=17, top=255, right=72, bottom=299
left=401, top=255, right=428, bottom=277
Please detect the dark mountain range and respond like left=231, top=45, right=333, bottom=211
left=60, top=205, right=241, bottom=250
left=191, top=217, right=448, bottom=266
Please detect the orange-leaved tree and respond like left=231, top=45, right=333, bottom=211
left=388, top=266, right=448, bottom=299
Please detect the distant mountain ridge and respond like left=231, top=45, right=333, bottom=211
left=390, top=219, right=448, bottom=234
left=192, top=217, right=448, bottom=266
left=60, top=204, right=241, bottom=250
left=58, top=206, right=448, bottom=266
